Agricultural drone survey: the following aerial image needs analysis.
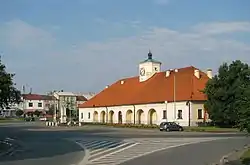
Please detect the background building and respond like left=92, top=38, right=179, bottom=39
left=20, top=94, right=56, bottom=115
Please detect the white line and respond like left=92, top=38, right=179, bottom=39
left=85, top=141, right=110, bottom=148
left=90, top=142, right=135, bottom=158
left=90, top=142, right=123, bottom=155
left=90, top=142, right=139, bottom=162
left=89, top=141, right=115, bottom=150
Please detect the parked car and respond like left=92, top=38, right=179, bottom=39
left=159, top=122, right=184, bottom=132
left=39, top=117, right=47, bottom=121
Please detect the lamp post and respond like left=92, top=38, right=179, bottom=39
left=173, top=69, right=178, bottom=121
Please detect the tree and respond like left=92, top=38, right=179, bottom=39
left=34, top=110, right=41, bottom=117
left=0, top=57, right=21, bottom=108
left=15, top=109, right=24, bottom=117
left=47, top=105, right=55, bottom=115
left=203, top=60, right=250, bottom=130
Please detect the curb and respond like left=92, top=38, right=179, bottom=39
left=64, top=139, right=89, bottom=165
left=212, top=144, right=250, bottom=165
left=75, top=141, right=89, bottom=165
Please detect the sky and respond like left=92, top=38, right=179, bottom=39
left=0, top=0, right=250, bottom=94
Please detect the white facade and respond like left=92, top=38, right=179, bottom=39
left=139, top=56, right=161, bottom=82
left=53, top=91, right=77, bottom=123
left=21, top=100, right=46, bottom=111
left=79, top=101, right=205, bottom=126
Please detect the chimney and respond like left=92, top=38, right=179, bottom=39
left=166, top=70, right=170, bottom=77
left=206, top=69, right=212, bottom=79
left=194, top=69, right=200, bottom=79
left=121, top=80, right=124, bottom=84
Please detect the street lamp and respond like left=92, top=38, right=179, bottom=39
left=173, top=69, right=178, bottom=121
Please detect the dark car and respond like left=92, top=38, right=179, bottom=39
left=159, top=122, right=184, bottom=132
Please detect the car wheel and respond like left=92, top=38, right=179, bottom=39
left=179, top=128, right=183, bottom=131
left=160, top=129, right=163, bottom=131
left=166, top=128, right=170, bottom=132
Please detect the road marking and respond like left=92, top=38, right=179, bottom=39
left=90, top=143, right=138, bottom=162
left=79, top=137, right=231, bottom=165
left=90, top=142, right=136, bottom=158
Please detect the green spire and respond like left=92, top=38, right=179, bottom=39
left=140, top=50, right=161, bottom=64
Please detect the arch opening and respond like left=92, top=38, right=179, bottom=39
left=93, top=111, right=98, bottom=122
left=118, top=111, right=122, bottom=124
left=136, top=109, right=145, bottom=124
left=148, top=109, right=157, bottom=125
left=126, top=110, right=133, bottom=123
left=108, top=111, right=114, bottom=123
left=100, top=111, right=106, bottom=123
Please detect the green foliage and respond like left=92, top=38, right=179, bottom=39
left=0, top=57, right=21, bottom=108
left=34, top=110, right=41, bottom=117
left=47, top=105, right=55, bottom=115
left=241, top=148, right=250, bottom=165
left=15, top=109, right=24, bottom=117
left=203, top=60, right=250, bottom=131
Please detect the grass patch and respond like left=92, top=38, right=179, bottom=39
left=80, top=123, right=239, bottom=132
left=241, top=148, right=250, bottom=165
left=0, top=117, right=25, bottom=123
left=183, top=126, right=239, bottom=132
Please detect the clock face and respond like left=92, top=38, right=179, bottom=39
left=140, top=68, right=145, bottom=76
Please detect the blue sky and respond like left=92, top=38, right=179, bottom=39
left=0, top=0, right=250, bottom=94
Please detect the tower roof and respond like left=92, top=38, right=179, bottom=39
left=140, top=50, right=161, bottom=64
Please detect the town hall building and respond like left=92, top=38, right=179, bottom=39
left=78, top=51, right=212, bottom=126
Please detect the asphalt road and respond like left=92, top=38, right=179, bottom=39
left=120, top=137, right=250, bottom=165
left=0, top=122, right=249, bottom=165
left=0, top=122, right=85, bottom=165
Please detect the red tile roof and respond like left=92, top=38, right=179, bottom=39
left=79, top=66, right=209, bottom=108
left=22, top=94, right=56, bottom=100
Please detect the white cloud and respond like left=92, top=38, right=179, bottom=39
left=0, top=19, right=56, bottom=51
left=192, top=22, right=250, bottom=35
left=0, top=20, right=250, bottom=93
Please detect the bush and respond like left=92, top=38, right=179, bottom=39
left=80, top=122, right=159, bottom=129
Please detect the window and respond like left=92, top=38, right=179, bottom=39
left=81, top=113, right=83, bottom=119
left=163, top=110, right=167, bottom=119
left=88, top=112, right=90, bottom=119
left=177, top=110, right=183, bottom=119
left=28, top=102, right=33, bottom=107
left=198, top=109, right=203, bottom=119
left=38, top=103, right=42, bottom=107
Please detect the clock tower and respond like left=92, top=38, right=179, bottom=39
left=139, top=50, right=161, bottom=82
